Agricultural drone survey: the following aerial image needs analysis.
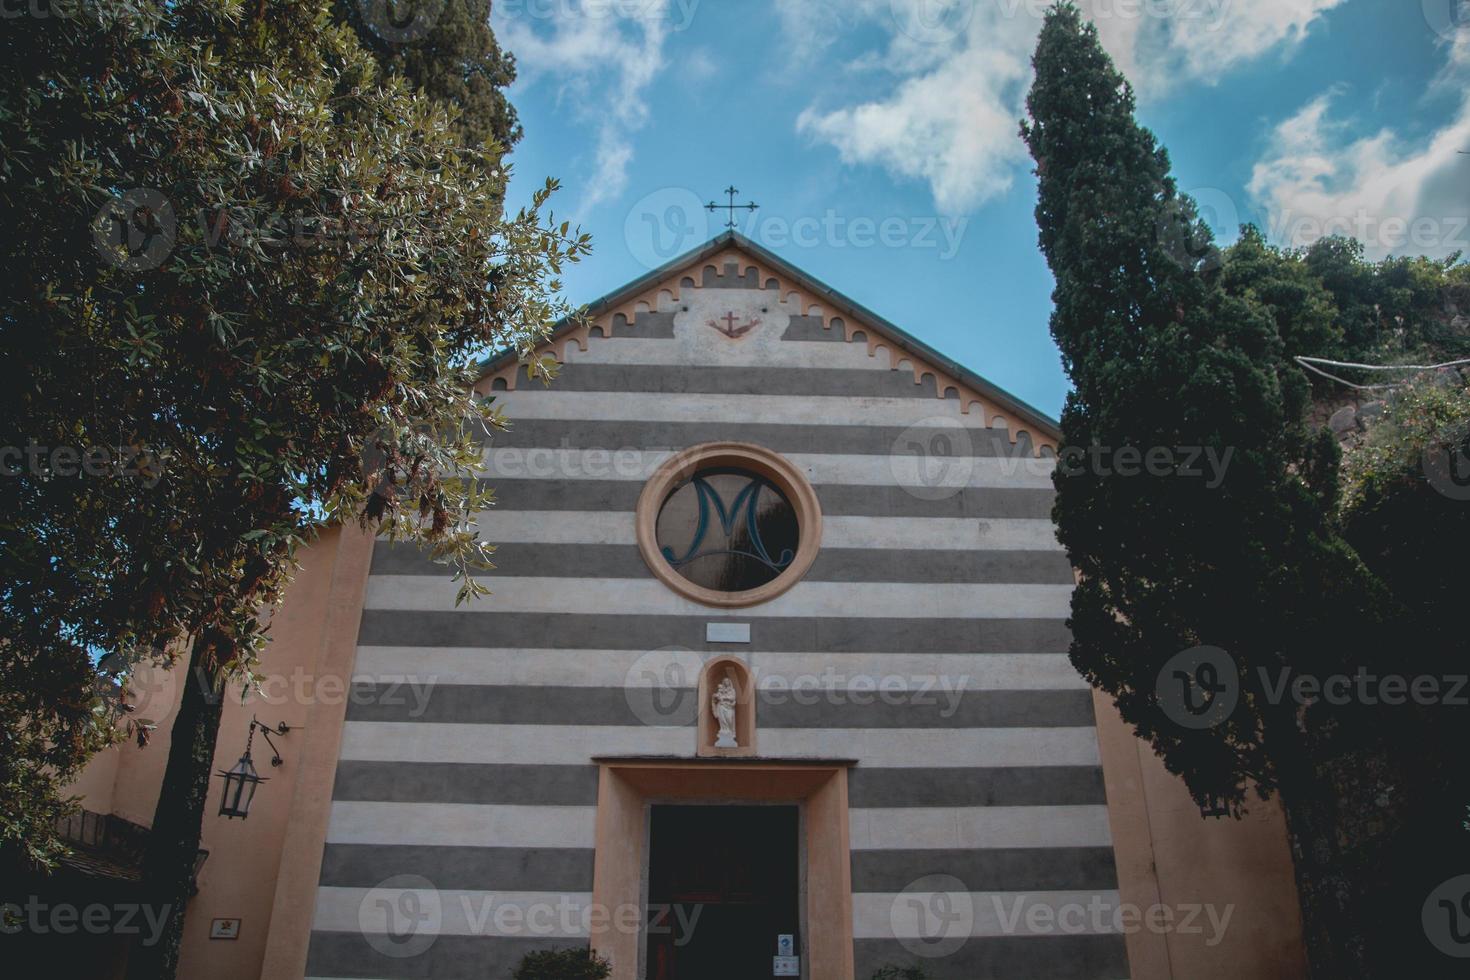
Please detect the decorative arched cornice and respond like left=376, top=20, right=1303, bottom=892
left=475, top=233, right=1059, bottom=456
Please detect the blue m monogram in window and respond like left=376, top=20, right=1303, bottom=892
left=655, top=468, right=801, bottom=593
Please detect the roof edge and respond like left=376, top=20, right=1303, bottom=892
left=477, top=230, right=1060, bottom=440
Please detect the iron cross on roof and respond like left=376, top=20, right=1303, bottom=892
left=707, top=186, right=759, bottom=229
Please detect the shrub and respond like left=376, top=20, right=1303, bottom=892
left=512, top=948, right=613, bottom=980
left=871, top=966, right=930, bottom=980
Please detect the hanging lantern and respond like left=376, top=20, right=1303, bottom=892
left=217, top=751, right=264, bottom=819
left=217, top=719, right=272, bottom=819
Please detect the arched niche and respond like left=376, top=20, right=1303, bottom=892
left=697, top=656, right=756, bottom=758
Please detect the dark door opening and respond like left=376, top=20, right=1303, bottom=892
left=645, top=804, right=800, bottom=980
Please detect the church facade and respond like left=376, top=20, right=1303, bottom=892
left=306, top=231, right=1115, bottom=980
left=63, top=233, right=1308, bottom=980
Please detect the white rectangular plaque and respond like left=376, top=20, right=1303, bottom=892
left=773, top=955, right=800, bottom=976
left=777, top=934, right=794, bottom=956
left=706, top=622, right=751, bottom=644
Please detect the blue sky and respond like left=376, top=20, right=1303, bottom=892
left=492, top=0, right=1470, bottom=419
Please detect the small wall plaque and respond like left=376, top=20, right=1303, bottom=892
left=209, top=918, right=241, bottom=940
left=777, top=934, right=794, bottom=956
left=706, top=622, right=751, bottom=644
left=773, top=955, right=800, bottom=976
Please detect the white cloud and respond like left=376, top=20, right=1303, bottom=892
left=683, top=47, right=719, bottom=83
left=1098, top=0, right=1345, bottom=90
left=1248, top=79, right=1470, bottom=260
left=494, top=2, right=676, bottom=217
left=796, top=13, right=1033, bottom=213
left=770, top=0, right=859, bottom=46
left=793, top=0, right=1345, bottom=213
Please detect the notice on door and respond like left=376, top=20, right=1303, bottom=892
left=773, top=955, right=800, bottom=976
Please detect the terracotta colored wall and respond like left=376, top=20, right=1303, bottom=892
left=68, top=745, right=119, bottom=815
left=66, top=524, right=373, bottom=980
left=1094, top=688, right=1309, bottom=979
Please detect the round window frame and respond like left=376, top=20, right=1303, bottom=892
left=637, top=443, right=822, bottom=608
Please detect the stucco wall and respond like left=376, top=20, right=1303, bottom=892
left=67, top=523, right=374, bottom=980
left=1094, top=689, right=1309, bottom=978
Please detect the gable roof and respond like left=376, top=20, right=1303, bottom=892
left=477, top=231, right=1060, bottom=447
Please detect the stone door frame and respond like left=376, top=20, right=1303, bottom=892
left=589, top=759, right=855, bottom=980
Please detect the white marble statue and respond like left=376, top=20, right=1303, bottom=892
left=713, top=676, right=739, bottom=748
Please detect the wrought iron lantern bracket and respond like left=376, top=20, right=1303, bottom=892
left=216, top=716, right=293, bottom=819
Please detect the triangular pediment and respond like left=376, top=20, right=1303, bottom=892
left=477, top=233, right=1058, bottom=455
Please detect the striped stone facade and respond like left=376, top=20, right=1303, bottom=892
left=304, top=235, right=1129, bottom=979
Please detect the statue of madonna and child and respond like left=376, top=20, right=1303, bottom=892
left=712, top=676, right=739, bottom=748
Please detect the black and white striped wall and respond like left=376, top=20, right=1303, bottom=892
left=303, top=250, right=1129, bottom=979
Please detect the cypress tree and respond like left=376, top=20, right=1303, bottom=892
left=1020, top=5, right=1403, bottom=972
left=337, top=0, right=522, bottom=164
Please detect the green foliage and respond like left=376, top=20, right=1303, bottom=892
left=870, top=965, right=930, bottom=980
left=0, top=0, right=584, bottom=873
left=1021, top=2, right=1382, bottom=813
left=1218, top=226, right=1344, bottom=369
left=1215, top=231, right=1468, bottom=630
left=1339, top=376, right=1470, bottom=625
left=1302, top=237, right=1470, bottom=363
left=0, top=642, right=113, bottom=869
left=337, top=0, right=522, bottom=165
left=511, top=948, right=613, bottom=980
left=1022, top=5, right=1468, bottom=970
